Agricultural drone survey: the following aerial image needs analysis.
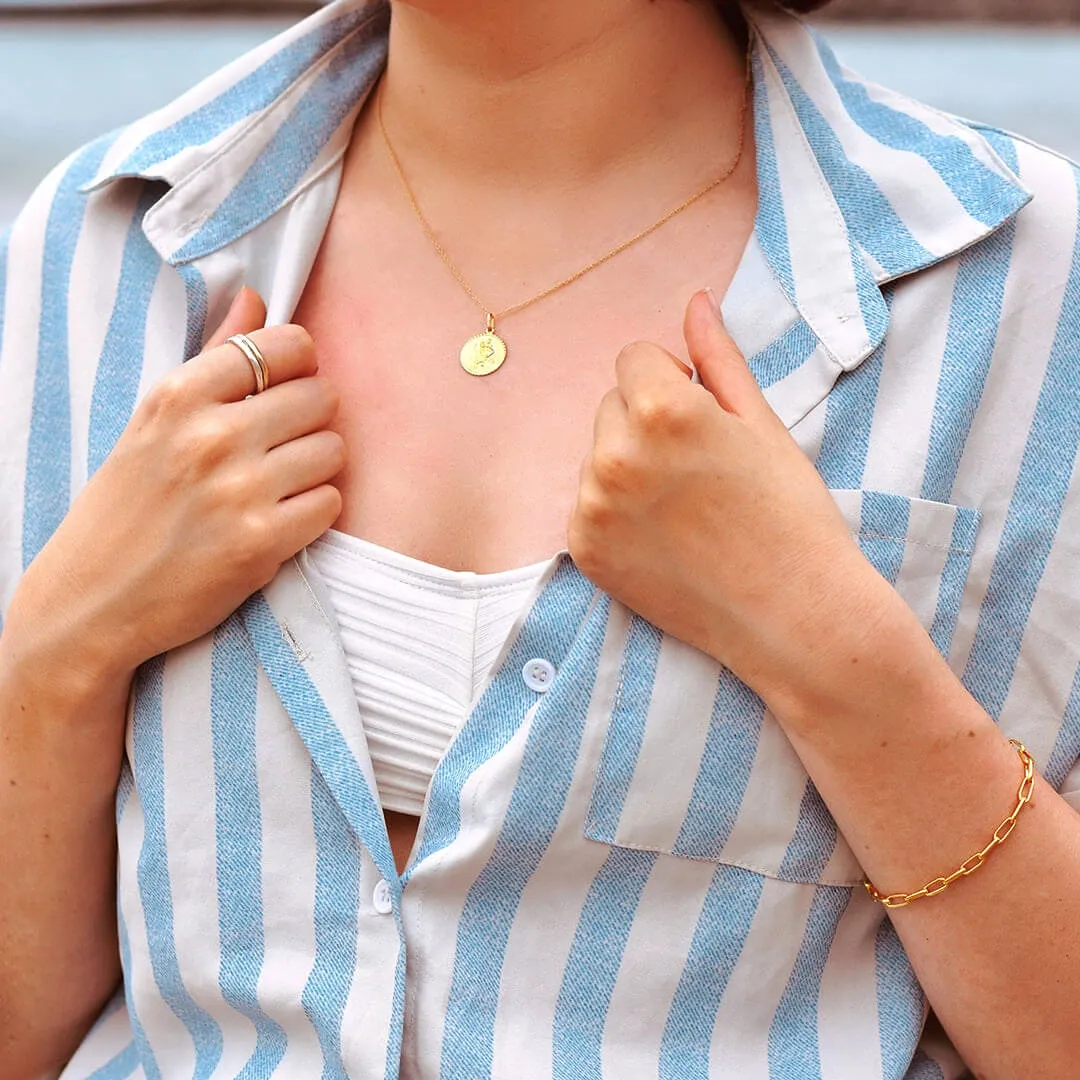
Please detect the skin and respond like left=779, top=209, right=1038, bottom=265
left=3, top=2, right=1080, bottom=1079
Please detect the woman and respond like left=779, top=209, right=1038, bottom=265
left=2, top=0, right=1080, bottom=1076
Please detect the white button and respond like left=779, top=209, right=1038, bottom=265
left=372, top=879, right=393, bottom=915
left=522, top=658, right=556, bottom=693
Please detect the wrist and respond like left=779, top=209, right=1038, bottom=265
left=2, top=579, right=139, bottom=717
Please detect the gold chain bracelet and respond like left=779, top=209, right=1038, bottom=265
left=864, top=739, right=1036, bottom=909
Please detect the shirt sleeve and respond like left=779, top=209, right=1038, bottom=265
left=0, top=133, right=137, bottom=628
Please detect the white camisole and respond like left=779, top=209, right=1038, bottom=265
left=306, top=529, right=552, bottom=817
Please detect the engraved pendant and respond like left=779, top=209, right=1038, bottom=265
left=460, top=314, right=507, bottom=376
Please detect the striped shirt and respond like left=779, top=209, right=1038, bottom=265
left=2, top=1, right=1080, bottom=1077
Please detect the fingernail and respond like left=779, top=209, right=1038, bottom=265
left=704, top=287, right=723, bottom=323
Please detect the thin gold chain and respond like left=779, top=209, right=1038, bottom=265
left=376, top=47, right=753, bottom=328
left=864, top=739, right=1037, bottom=909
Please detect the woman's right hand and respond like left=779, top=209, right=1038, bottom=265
left=6, top=287, right=346, bottom=689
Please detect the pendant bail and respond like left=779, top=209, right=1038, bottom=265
left=486, top=312, right=496, bottom=334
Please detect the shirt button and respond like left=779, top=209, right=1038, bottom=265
left=372, top=879, right=393, bottom=915
left=522, top=658, right=556, bottom=693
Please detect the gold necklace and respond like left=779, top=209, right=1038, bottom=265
left=377, top=52, right=752, bottom=377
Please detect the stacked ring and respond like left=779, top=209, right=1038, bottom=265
left=226, top=333, right=271, bottom=396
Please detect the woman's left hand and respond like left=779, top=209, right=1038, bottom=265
left=568, top=289, right=898, bottom=717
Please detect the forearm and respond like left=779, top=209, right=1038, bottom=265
left=763, top=574, right=1080, bottom=1080
left=570, top=291, right=1080, bottom=1075
left=0, top=597, right=131, bottom=1078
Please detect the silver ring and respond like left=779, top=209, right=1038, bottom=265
left=226, top=333, right=270, bottom=396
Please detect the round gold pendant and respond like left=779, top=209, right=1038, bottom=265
left=460, top=331, right=507, bottom=377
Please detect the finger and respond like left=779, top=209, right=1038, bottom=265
left=273, top=483, right=343, bottom=554
left=204, top=287, right=267, bottom=352
left=188, top=324, right=319, bottom=404
left=684, top=289, right=770, bottom=421
left=614, top=341, right=703, bottom=434
left=263, top=430, right=348, bottom=500
left=234, top=376, right=340, bottom=450
left=592, top=385, right=627, bottom=444
left=614, top=340, right=694, bottom=403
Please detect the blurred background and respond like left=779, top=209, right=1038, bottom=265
left=2, top=0, right=1079, bottom=230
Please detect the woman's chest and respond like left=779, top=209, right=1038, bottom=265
left=292, top=282, right=697, bottom=573
left=288, top=178, right=753, bottom=573
left=295, top=294, right=614, bottom=571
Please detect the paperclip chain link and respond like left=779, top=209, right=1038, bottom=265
left=865, top=739, right=1036, bottom=909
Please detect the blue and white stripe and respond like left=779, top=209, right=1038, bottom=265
left=2, top=1, right=1080, bottom=1077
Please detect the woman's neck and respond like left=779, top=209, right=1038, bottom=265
left=379, top=0, right=749, bottom=191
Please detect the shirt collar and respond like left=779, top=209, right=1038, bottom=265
left=82, top=0, right=1030, bottom=371
left=745, top=3, right=1030, bottom=370
left=81, top=0, right=390, bottom=263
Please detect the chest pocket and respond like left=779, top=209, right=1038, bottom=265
left=582, top=490, right=980, bottom=886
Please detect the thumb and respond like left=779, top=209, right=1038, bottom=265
left=684, top=289, right=766, bottom=419
left=203, top=286, right=267, bottom=352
